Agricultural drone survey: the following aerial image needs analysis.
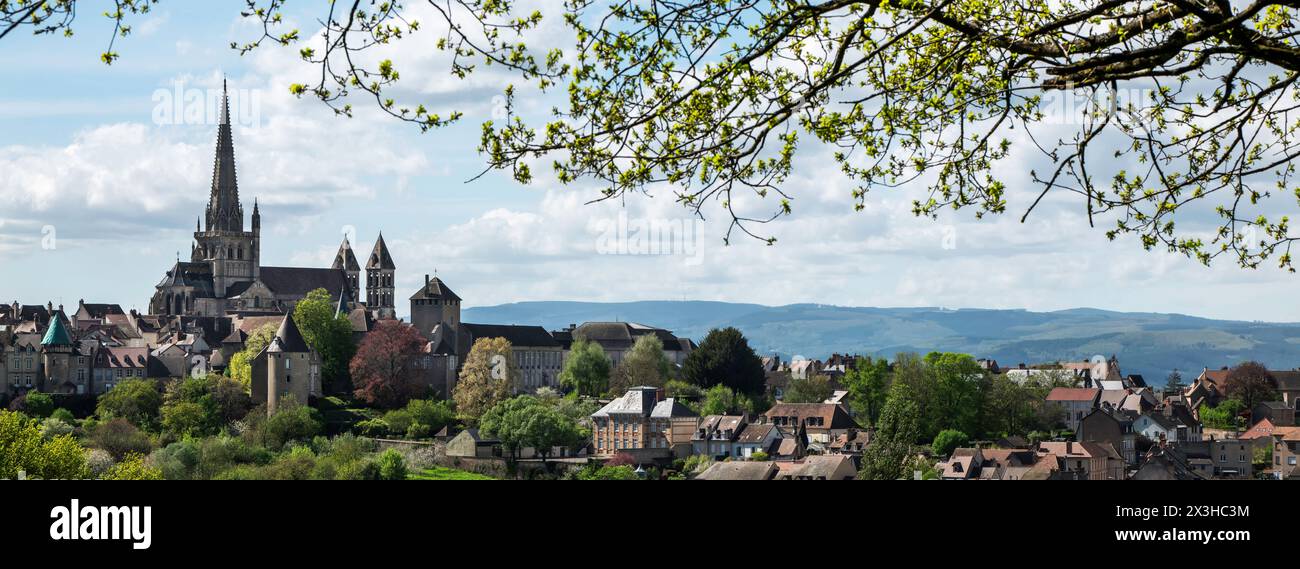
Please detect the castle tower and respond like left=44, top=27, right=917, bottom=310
left=255, top=313, right=319, bottom=414
left=332, top=236, right=361, bottom=304
left=366, top=233, right=396, bottom=320
left=192, top=80, right=258, bottom=299
left=410, top=274, right=461, bottom=337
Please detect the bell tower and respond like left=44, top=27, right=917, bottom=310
left=192, top=79, right=258, bottom=300
left=366, top=232, right=396, bottom=320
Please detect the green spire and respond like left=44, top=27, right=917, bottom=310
left=41, top=315, right=72, bottom=346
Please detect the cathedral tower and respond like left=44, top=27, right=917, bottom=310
left=192, top=80, right=258, bottom=298
left=332, top=237, right=361, bottom=303
left=366, top=233, right=396, bottom=320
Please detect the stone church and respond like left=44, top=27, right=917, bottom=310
left=150, top=82, right=396, bottom=320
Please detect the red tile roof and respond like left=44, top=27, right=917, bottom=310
left=1240, top=418, right=1276, bottom=440
left=1046, top=387, right=1100, bottom=402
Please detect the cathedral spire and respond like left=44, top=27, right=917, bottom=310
left=206, top=79, right=242, bottom=232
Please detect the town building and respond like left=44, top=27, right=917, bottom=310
left=590, top=386, right=697, bottom=462
left=760, top=403, right=861, bottom=446
left=1045, top=387, right=1100, bottom=432
left=552, top=322, right=695, bottom=367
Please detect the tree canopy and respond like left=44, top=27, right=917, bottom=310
left=349, top=320, right=429, bottom=409
left=294, top=288, right=357, bottom=393
left=12, top=0, right=1300, bottom=269
left=454, top=336, right=517, bottom=423
left=682, top=327, right=766, bottom=395
left=558, top=338, right=612, bottom=397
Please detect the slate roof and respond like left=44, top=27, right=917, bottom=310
left=460, top=322, right=558, bottom=348
left=566, top=322, right=691, bottom=352
left=97, top=346, right=149, bottom=369
left=77, top=302, right=124, bottom=319
left=592, top=387, right=695, bottom=419
left=331, top=237, right=361, bottom=272
left=736, top=423, right=777, bottom=444
left=694, top=461, right=777, bottom=481
left=258, top=267, right=350, bottom=299
left=157, top=262, right=216, bottom=296
left=410, top=276, right=462, bottom=302
left=366, top=233, right=396, bottom=270
left=650, top=398, right=695, bottom=419
left=266, top=313, right=310, bottom=353
left=18, top=305, right=51, bottom=323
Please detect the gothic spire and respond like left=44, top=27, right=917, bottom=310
left=206, top=78, right=243, bottom=232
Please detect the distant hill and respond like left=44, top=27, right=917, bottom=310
left=462, top=301, right=1300, bottom=381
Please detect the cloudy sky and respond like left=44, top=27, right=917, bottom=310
left=1, top=3, right=1297, bottom=322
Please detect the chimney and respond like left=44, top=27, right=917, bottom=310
left=425, top=274, right=430, bottom=288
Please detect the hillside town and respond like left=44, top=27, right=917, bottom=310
left=2, top=86, right=1298, bottom=481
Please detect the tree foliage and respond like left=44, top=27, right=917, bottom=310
left=782, top=374, right=835, bottom=404
left=454, top=337, right=517, bottom=424
left=843, top=357, right=891, bottom=425
left=227, top=323, right=277, bottom=391
left=0, top=410, right=89, bottom=479
left=858, top=387, right=921, bottom=480
left=683, top=327, right=765, bottom=396
left=96, top=379, right=162, bottom=430
left=192, top=0, right=1300, bottom=269
left=1224, top=361, right=1279, bottom=409
left=558, top=338, right=611, bottom=397
left=294, top=288, right=357, bottom=391
left=609, top=334, right=673, bottom=394
left=13, top=1, right=1300, bottom=269
left=349, top=320, right=429, bottom=409
left=480, top=395, right=587, bottom=461
left=931, top=429, right=970, bottom=458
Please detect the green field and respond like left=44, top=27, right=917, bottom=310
left=408, top=467, right=496, bottom=481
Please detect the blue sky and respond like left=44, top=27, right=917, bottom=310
left=1, top=3, right=1298, bottom=322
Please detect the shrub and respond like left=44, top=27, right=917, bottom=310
left=376, top=448, right=408, bottom=480
left=931, top=429, right=971, bottom=458
left=749, top=451, right=769, bottom=461
left=41, top=417, right=74, bottom=440
left=50, top=408, right=75, bottom=423
left=86, top=449, right=115, bottom=477
left=355, top=418, right=390, bottom=438
left=246, top=398, right=323, bottom=451
left=102, top=453, right=164, bottom=480
left=90, top=418, right=153, bottom=460
left=23, top=392, right=56, bottom=418
left=337, top=459, right=381, bottom=480
left=574, top=465, right=639, bottom=480
left=607, top=452, right=637, bottom=467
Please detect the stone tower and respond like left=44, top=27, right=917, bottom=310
left=410, top=274, right=461, bottom=338
left=332, top=237, right=361, bottom=304
left=192, top=80, right=259, bottom=298
left=254, top=313, right=319, bottom=415
left=366, top=233, right=396, bottom=320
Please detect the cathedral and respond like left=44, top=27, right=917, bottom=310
left=150, top=82, right=396, bottom=320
